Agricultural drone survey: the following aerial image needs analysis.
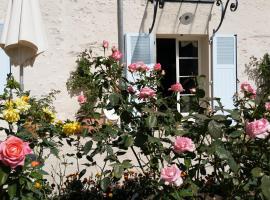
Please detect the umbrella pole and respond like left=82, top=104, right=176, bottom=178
left=20, top=65, right=24, bottom=91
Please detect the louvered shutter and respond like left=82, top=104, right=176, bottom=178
left=125, top=33, right=155, bottom=82
left=212, top=35, right=237, bottom=109
left=0, top=23, right=10, bottom=93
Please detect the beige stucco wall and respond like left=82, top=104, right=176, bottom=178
left=1, top=0, right=270, bottom=119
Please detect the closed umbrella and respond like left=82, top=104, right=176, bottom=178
left=0, top=0, right=47, bottom=90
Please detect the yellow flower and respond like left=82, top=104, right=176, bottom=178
left=56, top=120, right=64, bottom=126
left=62, top=122, right=81, bottom=135
left=3, top=108, right=20, bottom=123
left=42, top=107, right=56, bottom=123
left=5, top=100, right=14, bottom=108
left=34, top=182, right=42, bottom=189
left=21, top=95, right=30, bottom=102
left=15, top=97, right=31, bottom=112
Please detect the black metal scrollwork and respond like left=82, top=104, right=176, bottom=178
left=148, top=0, right=238, bottom=34
left=213, top=0, right=238, bottom=35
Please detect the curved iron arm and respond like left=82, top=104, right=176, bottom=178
left=213, top=0, right=238, bottom=35
left=149, top=0, right=160, bottom=34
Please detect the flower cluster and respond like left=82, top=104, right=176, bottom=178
left=2, top=96, right=31, bottom=123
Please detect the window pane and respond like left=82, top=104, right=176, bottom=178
left=179, top=59, right=198, bottom=76
left=180, top=77, right=196, bottom=94
left=179, top=41, right=198, bottom=57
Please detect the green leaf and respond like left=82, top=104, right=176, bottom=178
left=261, top=175, right=270, bottom=200
left=100, top=177, right=110, bottom=191
left=109, top=93, right=120, bottom=106
left=146, top=115, right=157, bottom=128
left=8, top=183, right=17, bottom=199
left=215, top=145, right=238, bottom=173
left=84, top=140, right=93, bottom=154
left=0, top=166, right=9, bottom=186
left=229, top=130, right=243, bottom=138
left=251, top=167, right=264, bottom=178
left=212, top=115, right=227, bottom=122
left=208, top=120, right=223, bottom=139
left=122, top=160, right=132, bottom=169
left=113, top=165, right=124, bottom=179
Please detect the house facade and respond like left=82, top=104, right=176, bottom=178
left=0, top=0, right=270, bottom=119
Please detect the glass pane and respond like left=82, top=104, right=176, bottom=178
left=180, top=77, right=196, bottom=94
left=180, top=96, right=198, bottom=113
left=179, top=59, right=198, bottom=76
left=179, top=41, right=198, bottom=57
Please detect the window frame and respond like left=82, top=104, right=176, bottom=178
left=175, top=36, right=202, bottom=112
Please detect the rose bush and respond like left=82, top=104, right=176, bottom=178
left=63, top=43, right=270, bottom=200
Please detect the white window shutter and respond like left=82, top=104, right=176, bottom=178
left=0, top=23, right=10, bottom=94
left=212, top=34, right=237, bottom=109
left=125, top=33, right=155, bottom=82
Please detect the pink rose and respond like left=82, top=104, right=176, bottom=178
left=160, top=164, right=183, bottom=186
left=173, top=136, right=195, bottom=153
left=0, top=136, right=32, bottom=168
left=246, top=118, right=270, bottom=139
left=77, top=93, right=87, bottom=104
left=102, top=40, right=109, bottom=49
left=154, top=63, right=162, bottom=71
left=138, top=87, right=156, bottom=100
left=240, top=82, right=256, bottom=98
left=111, top=50, right=123, bottom=61
left=128, top=63, right=137, bottom=73
left=127, top=86, right=135, bottom=94
left=136, top=62, right=150, bottom=72
left=168, top=83, right=184, bottom=93
left=265, top=102, right=270, bottom=111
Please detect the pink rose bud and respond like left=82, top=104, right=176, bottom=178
left=0, top=136, right=32, bottom=168
left=173, top=136, right=195, bottom=153
left=77, top=93, right=87, bottom=104
left=103, top=40, right=109, bottom=49
left=246, top=118, right=270, bottom=139
left=128, top=63, right=137, bottom=73
left=154, top=63, right=162, bottom=71
left=138, top=87, right=156, bottom=100
left=240, top=82, right=256, bottom=98
left=111, top=50, right=123, bottom=61
left=127, top=86, right=135, bottom=94
left=168, top=83, right=184, bottom=93
left=160, top=164, right=183, bottom=186
left=111, top=46, right=117, bottom=52
left=265, top=102, right=270, bottom=111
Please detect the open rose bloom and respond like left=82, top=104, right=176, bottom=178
left=111, top=50, right=123, bottom=61
left=0, top=136, right=32, bottom=168
left=174, top=136, right=195, bottom=153
left=246, top=118, right=270, bottom=139
left=240, top=82, right=256, bottom=98
left=265, top=102, right=270, bottom=111
left=154, top=63, right=162, bottom=71
left=77, top=93, right=87, bottom=104
left=169, top=83, right=184, bottom=93
left=138, top=87, right=156, bottom=100
left=160, top=164, right=183, bottom=186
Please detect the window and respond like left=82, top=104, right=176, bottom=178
left=157, top=36, right=206, bottom=112
left=177, top=40, right=199, bottom=112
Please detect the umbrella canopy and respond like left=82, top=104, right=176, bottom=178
left=0, top=0, right=47, bottom=89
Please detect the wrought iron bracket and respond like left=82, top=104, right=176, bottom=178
left=148, top=0, right=238, bottom=35
left=210, top=0, right=238, bottom=40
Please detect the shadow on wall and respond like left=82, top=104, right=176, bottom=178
left=139, top=1, right=213, bottom=34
